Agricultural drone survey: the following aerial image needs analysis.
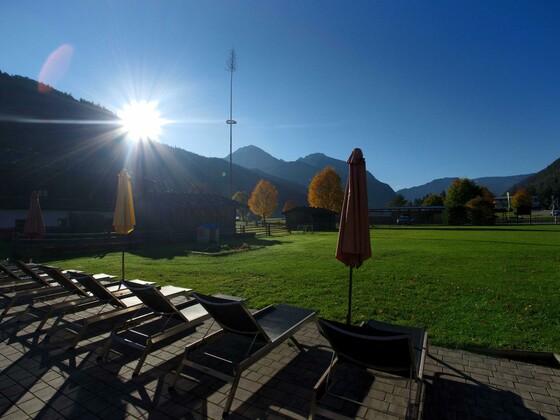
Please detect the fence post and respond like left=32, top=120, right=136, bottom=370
left=266, top=224, right=271, bottom=236
left=12, top=232, right=19, bottom=259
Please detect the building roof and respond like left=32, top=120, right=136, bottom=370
left=143, top=191, right=238, bottom=208
left=282, top=206, right=337, bottom=215
left=0, top=195, right=113, bottom=212
left=0, top=191, right=238, bottom=212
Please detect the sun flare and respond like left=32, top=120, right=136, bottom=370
left=118, top=100, right=163, bottom=141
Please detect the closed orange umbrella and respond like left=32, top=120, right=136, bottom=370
left=113, top=169, right=135, bottom=280
left=336, top=148, right=372, bottom=324
left=24, top=192, right=46, bottom=262
left=24, top=192, right=46, bottom=239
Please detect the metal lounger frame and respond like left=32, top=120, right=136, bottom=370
left=0, top=265, right=80, bottom=323
left=309, top=317, right=428, bottom=420
left=43, top=276, right=191, bottom=350
left=99, top=281, right=203, bottom=377
left=170, top=292, right=316, bottom=417
left=19, top=269, right=129, bottom=333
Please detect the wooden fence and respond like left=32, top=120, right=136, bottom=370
left=236, top=222, right=289, bottom=236
left=495, top=215, right=560, bottom=225
left=7, top=224, right=291, bottom=260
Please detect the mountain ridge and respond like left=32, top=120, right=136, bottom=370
left=230, top=145, right=396, bottom=208
left=0, top=71, right=309, bottom=211
left=397, top=174, right=534, bottom=202
left=2, top=70, right=557, bottom=210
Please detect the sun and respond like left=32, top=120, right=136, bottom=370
left=118, top=100, right=163, bottom=141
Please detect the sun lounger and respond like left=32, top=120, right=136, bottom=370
left=0, top=264, right=89, bottom=323
left=44, top=275, right=191, bottom=350
left=18, top=267, right=132, bottom=333
left=0, top=260, right=54, bottom=292
left=309, top=318, right=428, bottom=420
left=99, top=280, right=210, bottom=376
left=170, top=292, right=316, bottom=417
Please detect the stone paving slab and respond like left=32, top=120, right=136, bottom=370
left=0, top=299, right=559, bottom=419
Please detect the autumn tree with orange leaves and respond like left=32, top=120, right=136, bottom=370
left=308, top=167, right=344, bottom=213
left=248, top=179, right=278, bottom=223
left=511, top=188, right=532, bottom=215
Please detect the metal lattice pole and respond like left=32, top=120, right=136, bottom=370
left=226, top=49, right=237, bottom=198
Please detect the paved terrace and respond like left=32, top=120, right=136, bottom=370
left=0, top=296, right=559, bottom=420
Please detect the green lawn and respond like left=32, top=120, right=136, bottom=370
left=27, top=225, right=560, bottom=354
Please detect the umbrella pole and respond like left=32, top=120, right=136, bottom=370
left=347, top=266, right=353, bottom=325
left=121, top=249, right=125, bottom=282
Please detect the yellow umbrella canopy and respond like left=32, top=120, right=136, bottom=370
left=113, top=169, right=135, bottom=281
left=113, top=169, right=135, bottom=234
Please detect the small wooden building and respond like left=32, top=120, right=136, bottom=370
left=136, top=191, right=238, bottom=237
left=0, top=193, right=113, bottom=238
left=0, top=191, right=238, bottom=242
left=283, top=206, right=337, bottom=232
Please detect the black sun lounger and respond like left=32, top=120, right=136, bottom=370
left=0, top=260, right=56, bottom=293
left=99, top=280, right=210, bottom=377
left=0, top=260, right=43, bottom=290
left=44, top=275, right=191, bottom=350
left=170, top=292, right=316, bottom=417
left=18, top=267, right=129, bottom=333
left=309, top=318, right=428, bottom=420
left=0, top=264, right=91, bottom=323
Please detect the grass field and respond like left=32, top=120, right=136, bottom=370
left=20, top=225, right=560, bottom=354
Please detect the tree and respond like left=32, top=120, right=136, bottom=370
left=388, top=193, right=408, bottom=207
left=422, top=194, right=444, bottom=207
left=248, top=179, right=278, bottom=224
left=443, top=178, right=495, bottom=225
left=444, top=178, right=479, bottom=208
left=232, top=191, right=249, bottom=222
left=411, top=197, right=423, bottom=206
left=307, top=167, right=344, bottom=212
left=282, top=199, right=297, bottom=213
left=511, top=188, right=532, bottom=215
left=466, top=196, right=495, bottom=225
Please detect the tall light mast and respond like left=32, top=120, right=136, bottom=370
left=226, top=49, right=237, bottom=198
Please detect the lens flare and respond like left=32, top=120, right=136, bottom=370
left=38, top=44, right=74, bottom=93
left=118, top=100, right=163, bottom=141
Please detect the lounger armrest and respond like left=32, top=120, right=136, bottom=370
left=18, top=285, right=68, bottom=298
left=417, top=332, right=428, bottom=380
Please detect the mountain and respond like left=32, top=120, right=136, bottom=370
left=0, top=71, right=307, bottom=212
left=511, top=158, right=560, bottom=207
left=474, top=175, right=534, bottom=196
left=230, top=146, right=396, bottom=207
left=3, top=70, right=549, bottom=212
left=397, top=174, right=534, bottom=202
left=397, top=178, right=458, bottom=202
left=230, top=146, right=323, bottom=188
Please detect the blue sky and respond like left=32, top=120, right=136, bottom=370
left=2, top=1, right=560, bottom=190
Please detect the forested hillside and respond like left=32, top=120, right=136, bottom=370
left=513, top=158, right=560, bottom=207
left=0, top=71, right=308, bottom=209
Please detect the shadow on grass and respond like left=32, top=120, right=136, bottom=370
left=37, top=237, right=289, bottom=262
left=376, top=225, right=560, bottom=233
left=132, top=237, right=287, bottom=260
